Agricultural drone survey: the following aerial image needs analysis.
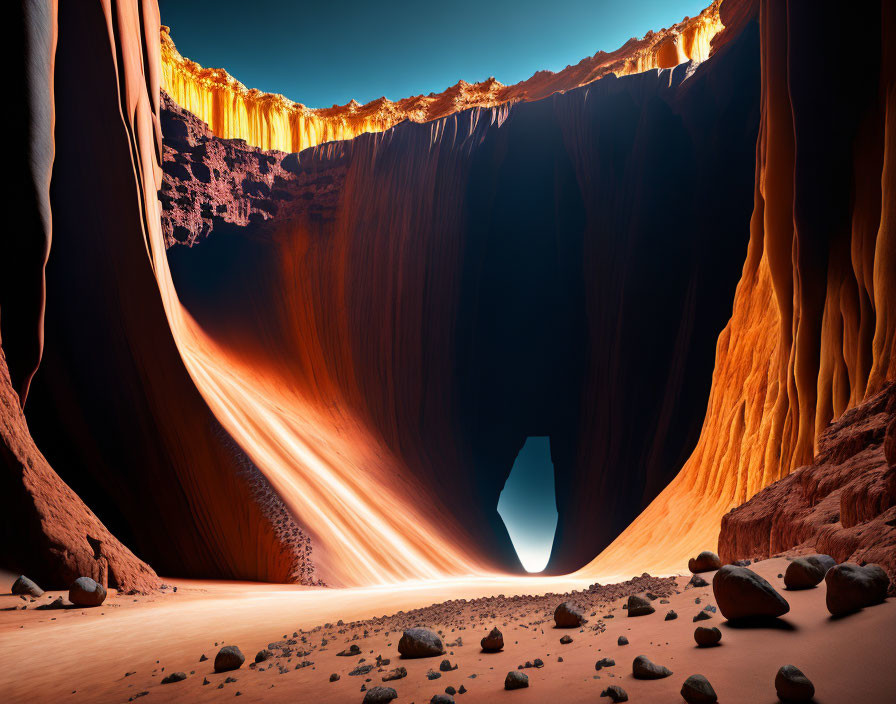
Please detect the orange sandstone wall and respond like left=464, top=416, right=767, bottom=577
left=580, top=0, right=896, bottom=579
left=159, top=2, right=724, bottom=153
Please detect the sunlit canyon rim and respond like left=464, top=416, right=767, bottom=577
left=2, top=0, right=896, bottom=702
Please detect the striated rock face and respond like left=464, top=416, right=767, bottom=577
left=0, top=337, right=159, bottom=592
left=581, top=0, right=896, bottom=578
left=18, top=0, right=321, bottom=585
left=718, top=382, right=896, bottom=589
left=160, top=3, right=725, bottom=153
left=162, top=16, right=761, bottom=580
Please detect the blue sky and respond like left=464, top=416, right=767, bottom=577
left=159, top=0, right=709, bottom=108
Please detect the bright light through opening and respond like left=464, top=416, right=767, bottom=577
left=497, top=436, right=559, bottom=573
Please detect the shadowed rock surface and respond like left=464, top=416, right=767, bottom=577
left=712, top=565, right=789, bottom=621
left=824, top=563, right=890, bottom=616
left=784, top=555, right=836, bottom=590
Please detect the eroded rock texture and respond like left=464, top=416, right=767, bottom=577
left=1, top=337, right=159, bottom=592
left=19, top=0, right=320, bottom=584
left=162, top=17, right=761, bottom=578
left=719, top=382, right=896, bottom=590
left=584, top=0, right=896, bottom=577
left=160, top=2, right=726, bottom=153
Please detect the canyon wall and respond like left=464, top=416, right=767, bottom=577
left=17, top=0, right=320, bottom=585
left=163, top=16, right=761, bottom=580
left=159, top=2, right=724, bottom=154
left=581, top=0, right=895, bottom=578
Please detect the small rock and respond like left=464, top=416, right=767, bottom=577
left=161, top=672, right=187, bottom=684
left=445, top=686, right=456, bottom=695
left=382, top=667, right=407, bottom=681
left=694, top=626, right=722, bottom=647
left=595, top=658, right=615, bottom=671
left=426, top=669, right=442, bottom=680
left=825, top=563, right=889, bottom=616
left=255, top=649, right=273, bottom=663
left=600, top=684, right=628, bottom=702
left=480, top=627, right=504, bottom=652
left=554, top=601, right=587, bottom=627
left=689, top=551, right=722, bottom=573
left=430, top=695, right=455, bottom=704
left=398, top=628, right=444, bottom=658
left=11, top=576, right=44, bottom=597
left=439, top=659, right=457, bottom=672
left=774, top=665, right=814, bottom=702
left=199, top=654, right=208, bottom=662
left=214, top=646, right=245, bottom=673
left=363, top=685, right=398, bottom=704
left=337, top=644, right=361, bottom=657
left=35, top=597, right=66, bottom=610
left=784, top=555, right=836, bottom=590
left=688, top=574, right=708, bottom=588
left=617, top=635, right=629, bottom=646
left=693, top=610, right=712, bottom=622
left=627, top=595, right=655, bottom=617
left=681, top=674, right=717, bottom=703
left=559, top=635, right=572, bottom=644
left=504, top=670, right=529, bottom=690
left=632, top=655, right=672, bottom=679
left=69, top=577, right=107, bottom=607
left=665, top=610, right=678, bottom=621
left=329, top=673, right=340, bottom=682
left=712, top=565, right=789, bottom=621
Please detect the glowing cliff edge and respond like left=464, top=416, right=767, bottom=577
left=160, top=2, right=724, bottom=153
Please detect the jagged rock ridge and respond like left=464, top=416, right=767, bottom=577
left=160, top=2, right=726, bottom=153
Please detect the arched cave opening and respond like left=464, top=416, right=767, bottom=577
left=497, top=436, right=558, bottom=573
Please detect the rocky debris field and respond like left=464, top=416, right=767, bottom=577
left=3, top=553, right=889, bottom=702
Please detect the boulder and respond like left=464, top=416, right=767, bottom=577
left=689, top=551, right=722, bottom=573
left=825, top=563, right=889, bottom=616
left=554, top=601, right=587, bottom=627
left=600, top=684, right=629, bottom=702
left=504, top=670, right=529, bottom=690
left=627, top=595, right=655, bottom=617
left=712, top=565, right=789, bottom=620
left=681, top=674, right=717, bottom=703
left=632, top=655, right=672, bottom=679
left=774, top=665, right=814, bottom=702
left=784, top=555, right=836, bottom=590
left=398, top=628, right=444, bottom=658
left=11, top=575, right=44, bottom=597
left=214, top=645, right=245, bottom=673
left=481, top=627, right=504, bottom=652
left=68, top=576, right=107, bottom=606
left=694, top=626, right=722, bottom=647
left=363, top=686, right=398, bottom=704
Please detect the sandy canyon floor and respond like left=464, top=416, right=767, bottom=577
left=1, top=558, right=893, bottom=703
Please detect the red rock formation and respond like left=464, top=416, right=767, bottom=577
left=160, top=2, right=726, bottom=153
left=162, top=18, right=762, bottom=581
left=580, top=0, right=896, bottom=578
left=18, top=0, right=320, bottom=585
left=1, top=335, right=159, bottom=592
left=718, top=382, right=896, bottom=591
